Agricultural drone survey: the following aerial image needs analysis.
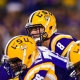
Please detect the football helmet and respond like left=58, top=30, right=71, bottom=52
left=4, top=35, right=39, bottom=69
left=67, top=41, right=80, bottom=77
left=25, top=10, right=57, bottom=42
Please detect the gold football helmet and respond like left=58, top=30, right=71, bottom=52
left=4, top=35, right=39, bottom=68
left=67, top=41, right=80, bottom=67
left=25, top=10, right=57, bottom=42
left=66, top=41, right=80, bottom=78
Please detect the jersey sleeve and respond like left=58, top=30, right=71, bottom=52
left=24, top=62, right=57, bottom=80
left=51, top=34, right=77, bottom=56
left=0, top=66, right=9, bottom=80
left=38, top=46, right=67, bottom=69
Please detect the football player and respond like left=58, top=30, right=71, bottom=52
left=0, top=35, right=80, bottom=80
left=1, top=35, right=60, bottom=80
left=25, top=10, right=77, bottom=56
left=25, top=10, right=77, bottom=79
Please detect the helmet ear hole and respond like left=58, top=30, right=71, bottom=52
left=28, top=54, right=32, bottom=59
left=49, top=26, right=52, bottom=30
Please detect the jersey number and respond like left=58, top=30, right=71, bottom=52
left=33, top=74, right=44, bottom=80
left=57, top=42, right=65, bottom=50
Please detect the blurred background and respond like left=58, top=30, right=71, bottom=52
left=0, top=0, right=80, bottom=62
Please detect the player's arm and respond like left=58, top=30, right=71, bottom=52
left=24, top=62, right=57, bottom=80
left=41, top=62, right=57, bottom=80
left=0, top=65, right=9, bottom=80
left=39, top=46, right=67, bottom=69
